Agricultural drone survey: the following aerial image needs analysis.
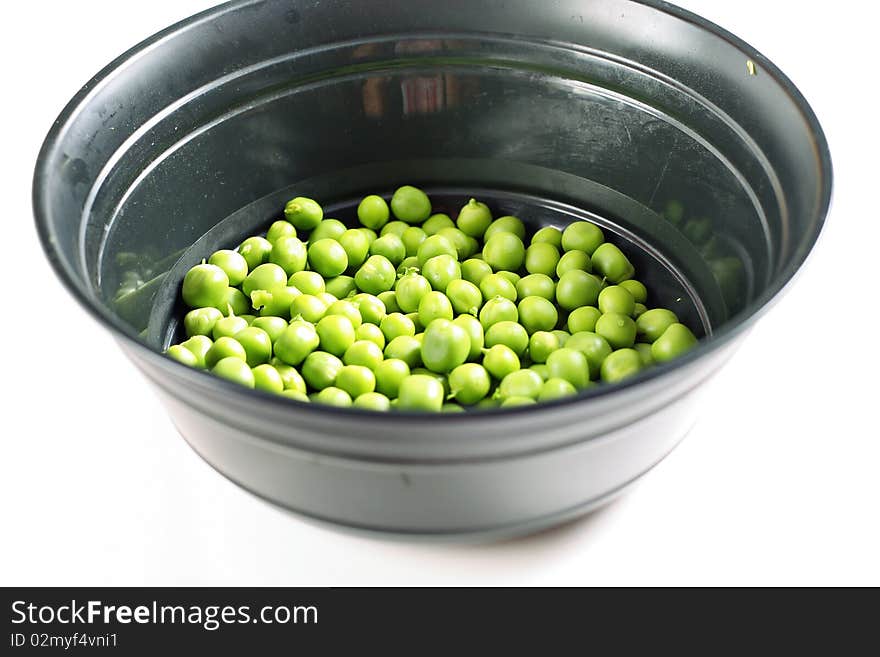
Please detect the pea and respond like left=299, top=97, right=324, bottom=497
left=212, top=314, right=248, bottom=340
left=664, top=200, right=685, bottom=225
left=619, top=279, right=648, bottom=304
left=480, top=297, right=518, bottom=330
left=528, top=331, right=560, bottom=364
left=288, top=271, right=325, bottom=296
left=308, top=239, right=348, bottom=278
left=234, top=327, right=273, bottom=367
left=238, top=236, right=272, bottom=270
left=530, top=363, right=551, bottom=381
left=651, top=323, right=698, bottom=363
left=499, top=369, right=544, bottom=401
left=335, top=365, right=376, bottom=398
left=343, top=340, right=385, bottom=371
left=561, top=222, right=604, bottom=255
left=397, top=256, right=420, bottom=276
left=501, top=396, right=536, bottom=408
left=391, top=185, right=432, bottom=224
left=374, top=359, right=411, bottom=397
left=184, top=307, right=223, bottom=337
left=595, top=312, right=637, bottom=349
left=351, top=293, right=386, bottom=325
left=284, top=197, right=323, bottom=231
left=479, top=273, right=517, bottom=302
left=205, top=337, right=247, bottom=370
left=272, top=361, right=307, bottom=393
left=518, top=296, right=558, bottom=335
left=212, top=357, right=256, bottom=388
left=251, top=286, right=301, bottom=318
left=421, top=319, right=471, bottom=373
left=591, top=243, right=635, bottom=283
left=274, top=320, right=320, bottom=366
left=453, top=314, right=484, bottom=361
left=353, top=392, right=392, bottom=411
left=422, top=254, right=462, bottom=293
left=516, top=273, right=555, bottom=301
left=384, top=335, right=422, bottom=368
left=381, top=221, right=409, bottom=237
left=598, top=285, right=636, bottom=316
left=443, top=403, right=466, bottom=413
left=566, top=306, right=601, bottom=334
left=377, top=291, right=400, bottom=314
left=309, top=219, right=347, bottom=244
left=316, top=314, right=356, bottom=356
left=208, top=249, right=249, bottom=287
left=484, top=321, right=529, bottom=356
left=280, top=390, right=310, bottom=403
left=180, top=335, right=213, bottom=369
left=338, top=229, right=372, bottom=270
left=266, top=220, right=296, bottom=244
left=436, top=227, right=477, bottom=260
left=290, top=295, right=328, bottom=324
left=636, top=308, right=679, bottom=342
left=525, top=242, right=560, bottom=277
left=556, top=270, right=602, bottom=311
left=242, top=263, right=287, bottom=297
left=484, top=216, right=526, bottom=241
left=452, top=198, right=491, bottom=237
left=448, top=363, right=491, bottom=405
left=418, top=291, right=454, bottom=327
left=312, top=387, right=353, bottom=407
left=395, top=272, right=432, bottom=313
left=461, top=258, right=493, bottom=286
left=325, top=299, right=363, bottom=329
left=552, top=330, right=571, bottom=347
left=380, top=313, right=416, bottom=341
left=538, top=377, right=577, bottom=402
left=353, top=255, right=396, bottom=295
left=633, top=303, right=648, bottom=319
left=546, top=348, right=590, bottom=389
left=481, top=344, right=518, bottom=380
left=634, top=343, right=654, bottom=367
left=556, top=250, right=592, bottom=277
left=252, top=364, right=284, bottom=393
left=417, top=234, right=457, bottom=266
left=601, top=348, right=643, bottom=383
left=422, top=213, right=455, bottom=235
left=482, top=232, right=525, bottom=272
left=167, top=344, right=198, bottom=367
left=566, top=331, right=612, bottom=379
left=182, top=263, right=229, bottom=309
left=401, top=226, right=427, bottom=257
left=301, top=351, right=344, bottom=390
left=370, top=233, right=406, bottom=266
left=358, top=194, right=390, bottom=230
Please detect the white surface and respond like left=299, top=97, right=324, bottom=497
left=1, top=1, right=877, bottom=586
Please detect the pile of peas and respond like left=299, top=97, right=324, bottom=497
left=166, top=186, right=698, bottom=411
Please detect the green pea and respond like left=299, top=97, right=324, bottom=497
left=497, top=271, right=521, bottom=287
left=421, top=319, right=471, bottom=373
left=524, top=242, right=560, bottom=277
left=461, top=258, right=493, bottom=286
left=284, top=196, right=323, bottom=231
left=355, top=323, right=386, bottom=349
left=437, top=227, right=478, bottom=260
left=591, top=243, right=635, bottom=283
left=377, top=291, right=400, bottom=314
left=312, top=386, right=353, bottom=407
left=561, top=222, right=604, bottom=255
left=381, top=221, right=409, bottom=237
left=266, top=220, right=296, bottom=244
left=212, top=357, right=255, bottom=388
left=566, top=306, right=601, bottom=334
left=633, top=303, right=648, bottom=319
left=482, top=232, right=525, bottom=272
left=484, top=321, right=529, bottom=356
left=205, top=337, right=247, bottom=369
left=395, top=272, right=431, bottom=313
left=664, top=200, right=685, bottom=225
left=288, top=271, right=325, bottom=296
left=484, top=216, right=526, bottom=241
left=397, top=256, right=420, bottom=276
left=634, top=343, right=654, bottom=367
left=391, top=186, right=432, bottom=224
left=501, top=369, right=544, bottom=400
left=338, top=229, right=371, bottom=270
left=651, top=323, right=698, bottom=363
left=455, top=198, right=492, bottom=238
left=401, top=226, right=427, bottom=257
left=380, top=313, right=416, bottom=341
left=316, top=314, right=356, bottom=356
left=242, top=263, right=287, bottom=297
left=598, top=285, right=636, bottom=316
left=180, top=335, right=213, bottom=369
left=343, top=340, right=385, bottom=371
left=546, top=348, right=590, bottom=389
left=516, top=273, right=555, bottom=301
left=350, top=293, right=385, bottom=325
left=248, top=317, right=286, bottom=344
left=443, top=403, right=466, bottom=413
left=479, top=296, right=517, bottom=329
left=566, top=331, right=612, bottom=379
left=252, top=364, right=284, bottom=393
left=272, top=361, right=307, bottom=393
left=370, top=233, right=406, bottom=266
left=518, top=296, right=558, bottom=335
left=595, top=312, right=637, bottom=349
left=422, top=254, right=461, bottom=293
left=274, top=320, right=320, bottom=366
left=167, top=344, right=198, bottom=367
left=501, top=396, right=536, bottom=408
left=301, top=351, right=344, bottom=390
left=531, top=226, right=563, bottom=248
left=447, top=279, right=482, bottom=316
left=619, top=279, right=648, bottom=304
left=208, top=250, right=249, bottom=286
left=417, top=234, right=457, bottom=266
left=238, top=314, right=257, bottom=326
left=233, top=327, right=273, bottom=367
left=383, top=335, right=422, bottom=368
left=422, top=213, right=455, bottom=235
left=601, top=348, right=643, bottom=383
left=479, top=273, right=517, bottom=302
left=335, top=365, right=376, bottom=398
left=418, top=291, right=453, bottom=327
left=530, top=363, right=551, bottom=381
left=538, top=377, right=577, bottom=402
left=556, top=270, right=602, bottom=311
left=311, top=219, right=348, bottom=245
left=397, top=374, right=444, bottom=412
left=556, top=250, right=592, bottom=277
left=182, top=263, right=229, bottom=309
left=237, top=236, right=272, bottom=270
left=354, top=255, right=396, bottom=295
left=325, top=299, right=363, bottom=329
left=528, top=331, right=560, bottom=364
left=374, top=359, right=411, bottom=397
left=552, top=330, right=571, bottom=347
left=280, top=390, right=310, bottom=403
left=452, top=314, right=484, bottom=361
left=308, top=239, right=348, bottom=278
left=353, top=392, right=392, bottom=411
left=251, top=286, right=301, bottom=319
left=358, top=194, right=390, bottom=230
left=636, top=308, right=679, bottom=342
left=448, top=363, right=490, bottom=404
left=290, top=294, right=328, bottom=324
left=184, top=307, right=223, bottom=337
left=212, top=314, right=249, bottom=340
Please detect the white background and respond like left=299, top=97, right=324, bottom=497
left=2, top=1, right=877, bottom=586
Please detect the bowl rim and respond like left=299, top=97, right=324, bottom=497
left=32, top=0, right=833, bottom=426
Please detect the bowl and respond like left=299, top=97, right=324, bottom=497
left=34, top=0, right=831, bottom=539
